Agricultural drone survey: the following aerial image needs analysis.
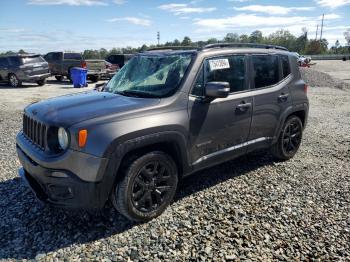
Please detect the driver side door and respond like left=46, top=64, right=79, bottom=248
left=188, top=54, right=253, bottom=170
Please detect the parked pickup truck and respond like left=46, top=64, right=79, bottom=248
left=85, top=59, right=107, bottom=82
left=44, top=52, right=105, bottom=82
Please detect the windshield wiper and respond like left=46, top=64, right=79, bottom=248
left=115, top=90, right=160, bottom=98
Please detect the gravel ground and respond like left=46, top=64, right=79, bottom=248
left=0, top=68, right=349, bottom=261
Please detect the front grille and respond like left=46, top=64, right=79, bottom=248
left=23, top=114, right=47, bottom=150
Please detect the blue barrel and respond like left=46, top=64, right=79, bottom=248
left=70, top=67, right=87, bottom=88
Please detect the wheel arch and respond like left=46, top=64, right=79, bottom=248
left=100, top=130, right=191, bottom=200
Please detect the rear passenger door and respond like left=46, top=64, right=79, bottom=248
left=0, top=57, right=9, bottom=80
left=188, top=54, right=253, bottom=168
left=247, top=54, right=293, bottom=150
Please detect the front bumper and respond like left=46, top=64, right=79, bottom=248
left=16, top=133, right=111, bottom=209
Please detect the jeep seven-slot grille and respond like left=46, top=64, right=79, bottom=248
left=23, top=114, right=47, bottom=150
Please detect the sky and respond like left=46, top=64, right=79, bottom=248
left=0, top=0, right=349, bottom=53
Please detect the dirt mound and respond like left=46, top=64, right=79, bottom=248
left=300, top=67, right=350, bottom=89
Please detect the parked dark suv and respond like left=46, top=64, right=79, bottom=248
left=17, top=44, right=309, bottom=221
left=0, top=54, right=50, bottom=87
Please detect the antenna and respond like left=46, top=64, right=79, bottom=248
left=157, top=32, right=160, bottom=46
left=320, top=14, right=324, bottom=41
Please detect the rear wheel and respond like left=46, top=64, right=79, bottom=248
left=271, top=116, right=303, bottom=161
left=89, top=75, right=100, bottom=83
left=55, top=75, right=63, bottom=81
left=112, top=151, right=178, bottom=222
left=8, top=74, right=21, bottom=87
left=36, top=79, right=47, bottom=86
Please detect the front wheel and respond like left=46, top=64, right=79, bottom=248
left=55, top=75, right=63, bottom=81
left=271, top=116, right=303, bottom=161
left=112, top=151, right=178, bottom=222
left=37, top=79, right=47, bottom=86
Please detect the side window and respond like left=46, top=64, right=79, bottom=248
left=0, top=57, right=8, bottom=67
left=191, top=55, right=246, bottom=96
left=191, top=66, right=204, bottom=97
left=252, top=55, right=280, bottom=89
left=44, top=53, right=52, bottom=61
left=280, top=55, right=291, bottom=78
left=52, top=53, right=61, bottom=61
left=205, top=55, right=246, bottom=93
left=8, top=57, right=21, bottom=66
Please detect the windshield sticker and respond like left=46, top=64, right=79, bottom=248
left=209, top=59, right=230, bottom=71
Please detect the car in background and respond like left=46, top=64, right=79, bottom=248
left=105, top=54, right=134, bottom=70
left=292, top=52, right=312, bottom=66
left=85, top=59, right=107, bottom=82
left=104, top=61, right=118, bottom=79
left=44, top=51, right=86, bottom=81
left=0, top=54, right=50, bottom=87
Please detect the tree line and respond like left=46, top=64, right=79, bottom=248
left=1, top=29, right=350, bottom=59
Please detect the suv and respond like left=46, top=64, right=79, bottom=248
left=44, top=52, right=85, bottom=81
left=0, top=54, right=50, bottom=87
left=16, top=44, right=309, bottom=222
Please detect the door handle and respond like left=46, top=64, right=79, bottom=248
left=278, top=93, right=289, bottom=102
left=236, top=102, right=252, bottom=112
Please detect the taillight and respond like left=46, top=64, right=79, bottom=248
left=304, top=84, right=308, bottom=94
left=81, top=61, right=87, bottom=68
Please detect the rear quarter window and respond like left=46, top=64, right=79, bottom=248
left=252, top=55, right=280, bottom=89
left=280, top=55, right=291, bottom=78
left=0, top=57, right=8, bottom=67
left=22, top=56, right=45, bottom=64
left=63, top=53, right=82, bottom=60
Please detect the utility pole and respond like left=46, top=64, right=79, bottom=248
left=315, top=24, right=319, bottom=40
left=320, top=14, right=324, bottom=41
left=157, top=32, right=160, bottom=46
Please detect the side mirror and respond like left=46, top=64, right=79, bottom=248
left=205, top=82, right=230, bottom=98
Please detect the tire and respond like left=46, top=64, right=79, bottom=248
left=271, top=116, right=303, bottom=161
left=89, top=75, right=100, bottom=83
left=112, top=151, right=178, bottom=222
left=55, top=75, right=63, bottom=81
left=36, top=79, right=47, bottom=86
left=8, top=74, right=21, bottom=87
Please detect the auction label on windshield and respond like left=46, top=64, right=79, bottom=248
left=209, top=59, right=230, bottom=71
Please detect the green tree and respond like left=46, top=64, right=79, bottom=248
left=224, top=33, right=239, bottom=43
left=249, top=30, right=263, bottom=43
left=206, top=38, right=218, bottom=44
left=181, top=36, right=192, bottom=46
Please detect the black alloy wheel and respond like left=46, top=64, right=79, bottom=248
left=271, top=116, right=303, bottom=160
left=131, top=161, right=174, bottom=213
left=112, top=151, right=178, bottom=222
left=282, top=118, right=302, bottom=156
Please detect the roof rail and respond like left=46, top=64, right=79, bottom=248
left=201, top=43, right=289, bottom=51
left=146, top=46, right=198, bottom=51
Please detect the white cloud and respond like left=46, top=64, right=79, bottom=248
left=113, top=0, right=125, bottom=5
left=194, top=14, right=312, bottom=31
left=234, top=5, right=314, bottom=15
left=193, top=13, right=343, bottom=33
left=28, top=0, right=107, bottom=5
left=315, top=0, right=350, bottom=8
left=107, top=17, right=151, bottom=26
left=228, top=0, right=251, bottom=2
left=158, top=3, right=216, bottom=15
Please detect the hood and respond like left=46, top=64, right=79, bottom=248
left=25, top=91, right=160, bottom=127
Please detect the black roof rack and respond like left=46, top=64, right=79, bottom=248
left=201, top=43, right=289, bottom=51
left=146, top=46, right=198, bottom=51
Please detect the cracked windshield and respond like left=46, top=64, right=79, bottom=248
left=106, top=54, right=193, bottom=98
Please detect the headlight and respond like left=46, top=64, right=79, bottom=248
left=58, top=127, right=69, bottom=150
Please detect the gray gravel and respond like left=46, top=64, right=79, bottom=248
left=0, top=69, right=350, bottom=261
